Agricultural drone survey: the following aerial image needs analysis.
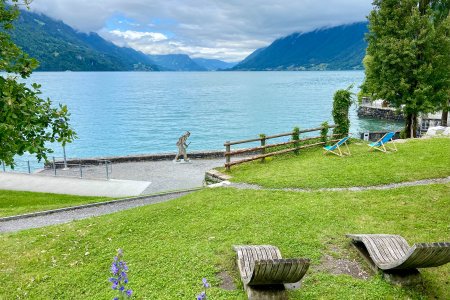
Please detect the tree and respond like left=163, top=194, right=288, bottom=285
left=361, top=0, right=450, bottom=137
left=332, top=87, right=353, bottom=137
left=0, top=0, right=76, bottom=167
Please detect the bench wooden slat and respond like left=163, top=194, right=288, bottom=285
left=233, top=245, right=310, bottom=299
left=347, top=234, right=450, bottom=270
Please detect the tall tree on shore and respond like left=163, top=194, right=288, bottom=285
left=0, top=0, right=76, bottom=167
left=361, top=0, right=450, bottom=137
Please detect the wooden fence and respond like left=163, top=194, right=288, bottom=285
left=224, top=125, right=338, bottom=170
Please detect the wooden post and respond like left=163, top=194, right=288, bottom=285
left=225, top=142, right=231, bottom=171
left=260, top=136, right=266, bottom=163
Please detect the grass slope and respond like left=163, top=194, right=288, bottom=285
left=227, top=138, right=450, bottom=188
left=0, top=190, right=110, bottom=217
left=1, top=184, right=449, bottom=299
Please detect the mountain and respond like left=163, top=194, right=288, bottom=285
left=148, top=54, right=207, bottom=71
left=10, top=9, right=159, bottom=71
left=192, top=58, right=237, bottom=71
left=232, top=22, right=368, bottom=71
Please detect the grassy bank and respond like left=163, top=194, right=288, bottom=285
left=226, top=137, right=450, bottom=188
left=1, top=184, right=449, bottom=299
left=0, top=190, right=110, bottom=217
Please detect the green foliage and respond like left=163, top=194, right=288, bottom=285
left=320, top=122, right=329, bottom=144
left=292, top=126, right=300, bottom=154
left=0, top=1, right=76, bottom=167
left=360, top=0, right=450, bottom=137
left=332, top=87, right=353, bottom=137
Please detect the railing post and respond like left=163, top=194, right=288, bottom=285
left=225, top=142, right=231, bottom=171
left=53, top=156, right=56, bottom=176
left=27, top=160, right=31, bottom=174
left=260, top=134, right=266, bottom=163
left=79, top=161, right=83, bottom=178
left=2, top=161, right=5, bottom=172
left=293, top=127, right=300, bottom=154
left=105, top=161, right=109, bottom=180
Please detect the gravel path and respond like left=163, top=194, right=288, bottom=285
left=0, top=190, right=195, bottom=233
left=226, top=176, right=450, bottom=192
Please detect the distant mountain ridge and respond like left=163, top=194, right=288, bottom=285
left=11, top=9, right=159, bottom=71
left=232, top=22, right=368, bottom=71
left=148, top=54, right=206, bottom=71
left=192, top=58, right=237, bottom=71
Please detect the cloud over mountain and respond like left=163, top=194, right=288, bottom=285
left=29, top=0, right=372, bottom=61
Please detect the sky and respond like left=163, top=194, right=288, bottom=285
left=30, top=1, right=373, bottom=62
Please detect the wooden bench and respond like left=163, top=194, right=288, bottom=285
left=233, top=245, right=310, bottom=299
left=347, top=234, right=450, bottom=285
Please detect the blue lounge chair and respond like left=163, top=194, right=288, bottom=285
left=323, top=136, right=350, bottom=157
left=368, top=132, right=397, bottom=152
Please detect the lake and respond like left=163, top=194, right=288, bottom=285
left=14, top=71, right=401, bottom=166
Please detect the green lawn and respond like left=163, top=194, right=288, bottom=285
left=0, top=190, right=110, bottom=218
left=226, top=137, right=450, bottom=188
left=1, top=184, right=449, bottom=299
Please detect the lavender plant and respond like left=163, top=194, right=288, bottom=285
left=109, top=249, right=133, bottom=300
left=196, top=278, right=210, bottom=300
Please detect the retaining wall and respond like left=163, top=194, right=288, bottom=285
left=357, top=106, right=404, bottom=121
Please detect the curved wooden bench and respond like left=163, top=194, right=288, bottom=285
left=347, top=234, right=450, bottom=270
left=233, top=245, right=310, bottom=299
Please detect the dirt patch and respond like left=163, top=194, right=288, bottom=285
left=217, top=271, right=237, bottom=290
left=315, top=240, right=371, bottom=280
left=316, top=254, right=370, bottom=280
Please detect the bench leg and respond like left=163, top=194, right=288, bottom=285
left=245, top=284, right=288, bottom=300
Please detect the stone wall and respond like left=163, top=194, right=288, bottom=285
left=51, top=150, right=226, bottom=167
left=357, top=106, right=404, bottom=121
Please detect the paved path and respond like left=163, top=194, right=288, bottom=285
left=37, top=158, right=225, bottom=194
left=223, top=176, right=450, bottom=192
left=0, top=190, right=194, bottom=233
left=0, top=173, right=150, bottom=197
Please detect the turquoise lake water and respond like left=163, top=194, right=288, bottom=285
left=13, top=71, right=402, bottom=167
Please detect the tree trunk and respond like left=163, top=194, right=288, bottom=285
left=405, top=113, right=418, bottom=138
left=442, top=110, right=448, bottom=127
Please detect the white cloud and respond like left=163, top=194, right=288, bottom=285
left=109, top=30, right=168, bottom=42
left=29, top=0, right=372, bottom=61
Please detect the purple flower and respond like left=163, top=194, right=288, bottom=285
left=196, top=291, right=206, bottom=300
left=114, top=298, right=119, bottom=300
left=111, top=263, right=119, bottom=275
left=202, top=278, right=209, bottom=288
left=109, top=249, right=132, bottom=298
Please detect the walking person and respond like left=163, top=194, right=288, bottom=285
left=174, top=131, right=191, bottom=162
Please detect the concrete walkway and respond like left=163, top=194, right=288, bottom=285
left=0, top=173, right=150, bottom=197
left=0, top=190, right=194, bottom=233
left=37, top=158, right=225, bottom=194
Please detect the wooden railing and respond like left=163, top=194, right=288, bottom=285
left=224, top=125, right=337, bottom=170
